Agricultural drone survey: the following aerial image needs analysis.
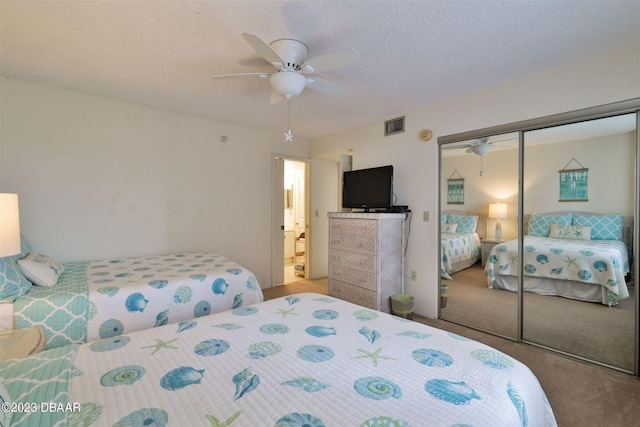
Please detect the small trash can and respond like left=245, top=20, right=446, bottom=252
left=440, top=283, right=449, bottom=308
left=390, top=294, right=415, bottom=319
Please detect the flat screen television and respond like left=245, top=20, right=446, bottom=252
left=342, top=165, right=393, bottom=211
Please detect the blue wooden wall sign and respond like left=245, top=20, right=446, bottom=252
left=559, top=167, right=588, bottom=202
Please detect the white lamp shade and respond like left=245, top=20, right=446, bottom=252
left=488, top=203, right=508, bottom=219
left=0, top=193, right=21, bottom=257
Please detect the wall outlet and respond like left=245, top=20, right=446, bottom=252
left=423, top=211, right=429, bottom=222
left=410, top=270, right=417, bottom=281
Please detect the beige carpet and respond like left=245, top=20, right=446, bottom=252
left=263, top=277, right=640, bottom=427
left=441, top=264, right=636, bottom=371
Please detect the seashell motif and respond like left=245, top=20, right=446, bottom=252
left=496, top=246, right=507, bottom=253
left=488, top=254, right=498, bottom=264
left=261, top=323, right=290, bottom=334
left=231, top=293, right=243, bottom=309
left=550, top=247, right=563, bottom=254
left=397, top=331, right=431, bottom=339
left=194, top=338, right=230, bottom=356
left=359, top=326, right=381, bottom=343
left=90, top=264, right=108, bottom=269
left=190, top=274, right=207, bottom=282
left=177, top=269, right=193, bottom=273
left=148, top=279, right=168, bottom=289
left=285, top=296, right=300, bottom=305
left=612, top=257, right=621, bottom=269
left=471, top=349, right=514, bottom=369
left=190, top=264, right=204, bottom=268
left=524, top=264, right=537, bottom=274
left=99, top=319, right=125, bottom=339
left=593, top=260, right=608, bottom=272
left=412, top=349, right=453, bottom=367
left=97, top=286, right=119, bottom=297
left=577, top=270, right=592, bottom=281
left=176, top=320, right=197, bottom=333
left=281, top=377, right=330, bottom=393
left=354, top=310, right=379, bottom=321
left=212, top=323, right=244, bottom=330
left=93, top=279, right=114, bottom=284
left=88, top=301, right=97, bottom=320
left=306, top=325, right=336, bottom=338
left=109, top=259, right=126, bottom=264
left=115, top=273, right=133, bottom=278
left=232, top=307, right=258, bottom=316
left=193, top=300, right=211, bottom=318
left=524, top=246, right=536, bottom=252
left=232, top=367, right=260, bottom=400
left=160, top=366, right=205, bottom=391
left=212, top=278, right=230, bottom=295
left=550, top=267, right=564, bottom=275
left=133, top=267, right=151, bottom=272
left=579, top=250, right=594, bottom=257
left=248, top=341, right=281, bottom=359
left=536, top=254, right=549, bottom=264
left=424, top=379, right=481, bottom=405
left=297, top=345, right=335, bottom=363
left=113, top=408, right=168, bottom=427
left=313, top=297, right=336, bottom=303
left=226, top=268, right=242, bottom=275
left=246, top=275, right=258, bottom=290
left=154, top=310, right=169, bottom=327
left=312, top=309, right=339, bottom=320
left=173, top=286, right=193, bottom=304
left=507, top=381, right=528, bottom=427
left=100, top=365, right=145, bottom=387
left=275, top=413, right=325, bottom=427
left=90, top=271, right=110, bottom=276
left=359, top=416, right=409, bottom=427
left=90, top=336, right=130, bottom=352
left=447, top=332, right=472, bottom=341
left=354, top=377, right=402, bottom=401
left=125, top=293, right=149, bottom=313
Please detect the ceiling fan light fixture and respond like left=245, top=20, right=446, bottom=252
left=269, top=72, right=307, bottom=98
left=473, top=144, right=491, bottom=156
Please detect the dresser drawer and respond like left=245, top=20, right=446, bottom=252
left=329, top=233, right=377, bottom=255
left=330, top=219, right=377, bottom=237
left=329, top=264, right=377, bottom=292
left=329, top=279, right=377, bottom=310
left=329, top=249, right=376, bottom=272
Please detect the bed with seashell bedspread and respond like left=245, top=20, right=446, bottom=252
left=6, top=252, right=263, bottom=350
left=0, top=293, right=556, bottom=427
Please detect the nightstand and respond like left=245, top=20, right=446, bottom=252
left=481, top=239, right=505, bottom=267
left=0, top=326, right=46, bottom=361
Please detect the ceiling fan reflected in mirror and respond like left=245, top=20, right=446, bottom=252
left=443, top=135, right=516, bottom=156
left=211, top=33, right=360, bottom=104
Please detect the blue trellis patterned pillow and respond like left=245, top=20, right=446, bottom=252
left=573, top=213, right=623, bottom=240
left=528, top=214, right=572, bottom=237
left=446, top=214, right=478, bottom=234
left=441, top=214, right=448, bottom=225
left=0, top=256, right=32, bottom=302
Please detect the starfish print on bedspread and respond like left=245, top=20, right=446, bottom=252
left=141, top=337, right=179, bottom=355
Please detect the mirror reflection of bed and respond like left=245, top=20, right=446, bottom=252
left=439, top=111, right=637, bottom=373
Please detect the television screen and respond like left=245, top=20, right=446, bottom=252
left=342, top=165, right=393, bottom=210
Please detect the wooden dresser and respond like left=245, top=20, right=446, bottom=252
left=328, top=212, right=405, bottom=312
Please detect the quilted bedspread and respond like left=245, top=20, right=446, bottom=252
left=13, top=253, right=263, bottom=350
left=485, top=236, right=630, bottom=304
left=441, top=232, right=479, bottom=279
left=1, top=293, right=556, bottom=426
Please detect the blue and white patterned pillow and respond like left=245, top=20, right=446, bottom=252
left=528, top=214, right=572, bottom=237
left=0, top=256, right=32, bottom=302
left=0, top=380, right=11, bottom=427
left=16, top=235, right=34, bottom=260
left=441, top=214, right=448, bottom=225
left=573, top=213, right=623, bottom=240
left=447, top=214, right=478, bottom=234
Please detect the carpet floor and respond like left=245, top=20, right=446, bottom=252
left=262, top=278, right=640, bottom=427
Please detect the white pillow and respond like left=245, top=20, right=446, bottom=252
left=548, top=224, right=592, bottom=241
left=17, top=252, right=65, bottom=287
left=0, top=380, right=12, bottom=427
left=442, top=223, right=458, bottom=233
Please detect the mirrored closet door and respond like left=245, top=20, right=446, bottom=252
left=439, top=100, right=639, bottom=375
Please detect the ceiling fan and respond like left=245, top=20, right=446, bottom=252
left=211, top=33, right=360, bottom=104
left=443, top=135, right=516, bottom=156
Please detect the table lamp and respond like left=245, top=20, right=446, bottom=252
left=488, top=202, right=507, bottom=240
left=0, top=193, right=21, bottom=257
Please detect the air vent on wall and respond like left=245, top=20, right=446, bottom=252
left=384, top=116, right=405, bottom=136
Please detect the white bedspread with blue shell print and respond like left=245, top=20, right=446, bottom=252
left=87, top=252, right=263, bottom=343
left=485, top=236, right=630, bottom=304
left=10, top=293, right=559, bottom=427
left=440, top=232, right=479, bottom=279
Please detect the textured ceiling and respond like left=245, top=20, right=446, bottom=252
left=1, top=0, right=639, bottom=140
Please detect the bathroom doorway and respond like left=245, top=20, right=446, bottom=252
left=283, top=159, right=308, bottom=283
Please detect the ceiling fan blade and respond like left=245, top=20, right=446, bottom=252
left=301, top=48, right=360, bottom=73
left=241, top=33, right=284, bottom=69
left=305, top=77, right=346, bottom=96
left=211, top=73, right=270, bottom=80
left=270, top=90, right=285, bottom=104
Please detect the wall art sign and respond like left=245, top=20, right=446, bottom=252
left=447, top=170, right=464, bottom=204
left=559, top=158, right=588, bottom=202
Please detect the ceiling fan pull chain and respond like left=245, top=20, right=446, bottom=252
left=284, top=99, right=293, bottom=142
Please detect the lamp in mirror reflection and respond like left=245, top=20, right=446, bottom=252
left=488, top=202, right=507, bottom=240
left=0, top=193, right=21, bottom=257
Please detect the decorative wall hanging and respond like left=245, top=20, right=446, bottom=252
left=447, top=171, right=464, bottom=204
left=559, top=158, right=588, bottom=202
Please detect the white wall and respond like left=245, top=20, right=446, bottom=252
left=0, top=77, right=309, bottom=289
left=310, top=45, right=640, bottom=318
